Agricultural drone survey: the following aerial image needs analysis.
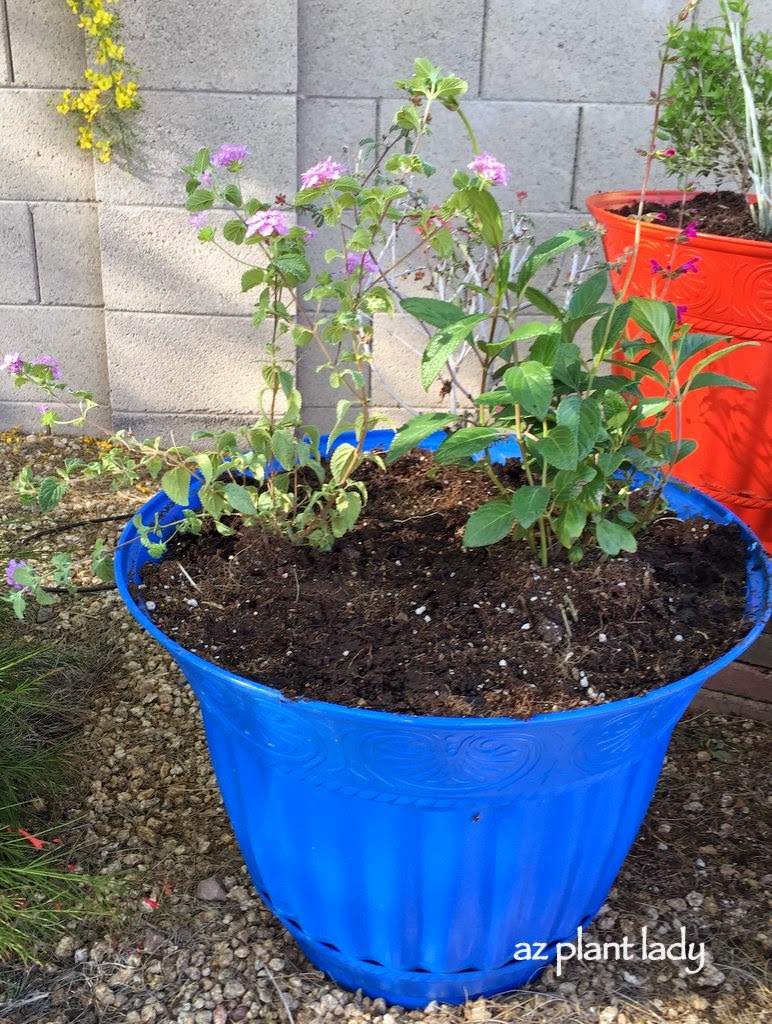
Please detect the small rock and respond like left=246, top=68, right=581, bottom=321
left=223, top=979, right=246, bottom=1000
left=598, top=1009, right=618, bottom=1024
left=196, top=876, right=229, bottom=902
left=54, top=936, right=78, bottom=960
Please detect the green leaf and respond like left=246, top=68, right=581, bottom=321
left=556, top=395, right=603, bottom=457
left=38, top=477, right=67, bottom=513
left=596, top=519, right=637, bottom=555
left=223, top=219, right=247, bottom=244
left=636, top=396, right=670, bottom=417
left=532, top=425, right=579, bottom=470
left=330, top=443, right=357, bottom=484
left=271, top=430, right=297, bottom=470
left=224, top=483, right=257, bottom=515
left=331, top=489, right=363, bottom=538
left=224, top=184, right=242, bottom=206
left=459, top=188, right=503, bottom=247
left=554, top=502, right=587, bottom=546
left=420, top=313, right=488, bottom=390
left=689, top=340, right=758, bottom=375
left=503, top=361, right=553, bottom=419
left=675, top=331, right=730, bottom=368
left=162, top=467, right=191, bottom=506
left=591, top=302, right=632, bottom=359
left=630, top=297, right=676, bottom=346
left=513, top=229, right=595, bottom=293
left=274, top=253, right=310, bottom=281
left=524, top=286, right=564, bottom=319
left=241, top=268, right=264, bottom=291
left=401, top=297, right=467, bottom=330
left=186, top=188, right=216, bottom=212
left=462, top=499, right=518, bottom=548
left=434, top=427, right=501, bottom=465
left=567, top=271, right=608, bottom=319
left=687, top=371, right=755, bottom=392
left=510, top=486, right=550, bottom=528
left=386, top=412, right=457, bottom=463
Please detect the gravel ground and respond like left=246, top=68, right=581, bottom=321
left=1, top=433, right=770, bottom=1024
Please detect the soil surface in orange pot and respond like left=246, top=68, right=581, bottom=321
left=138, top=452, right=750, bottom=718
left=614, top=191, right=767, bottom=242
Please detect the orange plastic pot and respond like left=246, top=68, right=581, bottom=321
left=586, top=191, right=772, bottom=552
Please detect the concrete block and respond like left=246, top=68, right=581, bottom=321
left=697, top=0, right=772, bottom=27
left=0, top=204, right=38, bottom=303
left=98, top=205, right=271, bottom=315
left=0, top=7, right=10, bottom=85
left=298, top=99, right=377, bottom=180
left=0, top=90, right=95, bottom=201
left=483, top=0, right=670, bottom=103
left=299, top=0, right=484, bottom=96
left=371, top=312, right=481, bottom=410
left=32, top=203, right=103, bottom=306
left=0, top=399, right=112, bottom=434
left=574, top=104, right=675, bottom=204
left=6, top=0, right=85, bottom=87
left=379, top=98, right=578, bottom=211
left=105, top=311, right=293, bottom=415
left=112, top=410, right=269, bottom=446
left=118, top=0, right=297, bottom=93
left=95, top=92, right=297, bottom=207
left=0, top=305, right=109, bottom=403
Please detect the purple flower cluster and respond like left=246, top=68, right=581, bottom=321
left=188, top=212, right=209, bottom=230
left=211, top=144, right=250, bottom=168
left=301, top=157, right=346, bottom=189
left=345, top=251, right=378, bottom=276
left=5, top=559, right=27, bottom=591
left=468, top=152, right=510, bottom=187
left=2, top=352, right=24, bottom=374
left=2, top=353, right=61, bottom=378
left=35, top=355, right=62, bottom=379
left=245, top=210, right=291, bottom=238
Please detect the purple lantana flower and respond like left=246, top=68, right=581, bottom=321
left=676, top=305, right=689, bottom=324
left=5, top=559, right=28, bottom=591
left=37, top=403, right=50, bottom=414
left=344, top=251, right=378, bottom=275
left=301, top=157, right=346, bottom=189
left=468, top=152, right=510, bottom=187
left=245, top=210, right=291, bottom=238
left=188, top=212, right=209, bottom=229
left=2, top=352, right=24, bottom=374
left=650, top=259, right=666, bottom=275
left=198, top=170, right=213, bottom=187
left=35, top=356, right=62, bottom=379
left=211, top=144, right=250, bottom=168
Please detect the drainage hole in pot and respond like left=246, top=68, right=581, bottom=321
left=319, top=940, right=343, bottom=953
left=284, top=916, right=304, bottom=933
left=360, top=958, right=386, bottom=967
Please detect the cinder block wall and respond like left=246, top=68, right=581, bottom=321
left=0, top=0, right=768, bottom=435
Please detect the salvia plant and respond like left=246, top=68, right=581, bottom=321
left=3, top=58, right=756, bottom=615
left=657, top=0, right=772, bottom=233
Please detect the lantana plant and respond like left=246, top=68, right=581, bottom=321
left=3, top=58, right=756, bottom=615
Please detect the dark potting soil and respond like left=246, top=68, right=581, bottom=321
left=137, top=452, right=751, bottom=719
left=614, top=190, right=768, bottom=243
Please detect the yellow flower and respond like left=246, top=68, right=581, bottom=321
left=66, top=0, right=80, bottom=13
left=78, top=126, right=94, bottom=150
left=114, top=81, right=139, bottom=110
left=56, top=89, right=72, bottom=115
left=96, top=139, right=112, bottom=163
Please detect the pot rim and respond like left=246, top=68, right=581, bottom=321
left=585, top=190, right=772, bottom=256
left=115, top=431, right=772, bottom=731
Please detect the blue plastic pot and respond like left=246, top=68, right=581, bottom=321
left=115, top=431, right=771, bottom=1008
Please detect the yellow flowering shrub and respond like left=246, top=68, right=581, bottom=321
left=56, top=0, right=140, bottom=163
